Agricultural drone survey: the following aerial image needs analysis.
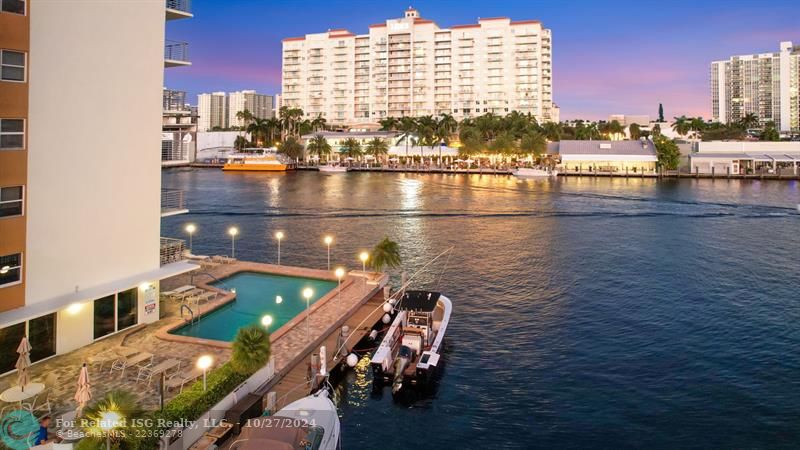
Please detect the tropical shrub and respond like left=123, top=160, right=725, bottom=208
left=231, top=325, right=272, bottom=375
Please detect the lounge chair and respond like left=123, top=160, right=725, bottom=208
left=165, top=368, right=205, bottom=393
left=187, top=291, right=217, bottom=306
left=212, top=255, right=236, bottom=264
left=110, top=352, right=153, bottom=377
left=136, top=358, right=181, bottom=386
left=174, top=288, right=204, bottom=302
left=88, top=346, right=138, bottom=371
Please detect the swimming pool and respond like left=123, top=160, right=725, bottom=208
left=169, top=271, right=337, bottom=342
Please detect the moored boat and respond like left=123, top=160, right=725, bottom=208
left=371, top=290, right=452, bottom=394
left=228, top=389, right=340, bottom=450
left=513, top=167, right=558, bottom=178
left=318, top=164, right=348, bottom=173
left=223, top=148, right=295, bottom=172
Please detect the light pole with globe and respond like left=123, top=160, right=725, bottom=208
left=335, top=267, right=345, bottom=312
left=228, top=227, right=238, bottom=258
left=197, top=355, right=213, bottom=391
left=302, top=287, right=313, bottom=342
left=185, top=223, right=196, bottom=252
left=323, top=235, right=333, bottom=270
left=99, top=410, right=122, bottom=450
left=275, top=231, right=284, bottom=264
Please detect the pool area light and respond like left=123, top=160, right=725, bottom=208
left=99, top=410, right=122, bottom=450
left=275, top=231, right=285, bottom=264
left=302, top=287, right=313, bottom=342
left=228, top=227, right=238, bottom=258
left=359, top=252, right=369, bottom=272
left=276, top=295, right=283, bottom=304
left=335, top=267, right=345, bottom=312
left=197, top=355, right=213, bottom=391
left=185, top=223, right=196, bottom=250
left=324, top=235, right=333, bottom=270
left=66, top=302, right=83, bottom=315
left=261, top=315, right=273, bottom=328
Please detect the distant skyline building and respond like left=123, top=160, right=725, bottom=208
left=197, top=90, right=274, bottom=131
left=281, top=7, right=557, bottom=127
left=711, top=41, right=799, bottom=132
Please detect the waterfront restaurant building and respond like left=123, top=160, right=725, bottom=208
left=554, top=140, right=658, bottom=174
left=0, top=0, right=196, bottom=374
left=282, top=8, right=557, bottom=128
left=688, top=141, right=800, bottom=175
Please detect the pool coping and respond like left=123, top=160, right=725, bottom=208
left=155, top=263, right=357, bottom=349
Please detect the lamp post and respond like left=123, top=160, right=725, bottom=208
left=275, top=231, right=284, bottom=265
left=197, top=355, right=213, bottom=391
left=185, top=223, right=196, bottom=252
left=335, top=267, right=345, bottom=312
left=323, top=235, right=333, bottom=270
left=228, top=227, right=238, bottom=258
left=261, top=315, right=273, bottom=328
left=99, top=410, right=121, bottom=450
left=302, top=288, right=313, bottom=342
left=359, top=252, right=369, bottom=273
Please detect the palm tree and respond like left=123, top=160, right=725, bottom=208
left=542, top=121, right=561, bottom=141
left=739, top=113, right=759, bottom=130
left=397, top=117, right=417, bottom=159
left=246, top=118, right=271, bottom=147
left=340, top=138, right=362, bottom=161
left=435, top=114, right=456, bottom=165
left=277, top=136, right=304, bottom=161
left=370, top=237, right=401, bottom=272
left=278, top=106, right=304, bottom=139
left=519, top=131, right=547, bottom=160
left=671, top=116, right=690, bottom=138
left=265, top=117, right=281, bottom=147
left=629, top=123, right=641, bottom=140
left=379, top=117, right=399, bottom=131
left=236, top=109, right=254, bottom=131
left=310, top=114, right=327, bottom=132
left=234, top=135, right=249, bottom=151
left=306, top=134, right=332, bottom=164
left=689, top=117, right=706, bottom=140
left=78, top=390, right=144, bottom=450
left=231, top=325, right=271, bottom=375
left=365, top=137, right=389, bottom=165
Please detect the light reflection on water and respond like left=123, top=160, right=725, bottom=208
left=163, top=170, right=800, bottom=449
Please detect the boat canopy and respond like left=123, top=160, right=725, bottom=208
left=398, top=290, right=441, bottom=312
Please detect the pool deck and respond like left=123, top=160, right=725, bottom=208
left=0, top=259, right=387, bottom=437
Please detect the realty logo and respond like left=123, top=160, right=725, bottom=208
left=0, top=409, right=39, bottom=450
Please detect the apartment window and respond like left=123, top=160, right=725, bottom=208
left=0, top=322, right=24, bottom=373
left=1, top=0, right=24, bottom=14
left=0, top=119, right=24, bottom=149
left=0, top=186, right=23, bottom=217
left=116, top=288, right=138, bottom=330
left=1, top=50, right=25, bottom=81
left=0, top=253, right=22, bottom=287
left=93, top=295, right=116, bottom=339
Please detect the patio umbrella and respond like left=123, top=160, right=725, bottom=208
left=15, top=336, right=31, bottom=391
left=74, top=363, right=92, bottom=416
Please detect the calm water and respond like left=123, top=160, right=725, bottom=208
left=170, top=272, right=336, bottom=341
left=162, top=169, right=800, bottom=449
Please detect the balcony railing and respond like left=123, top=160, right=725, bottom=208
left=165, top=40, right=190, bottom=66
left=161, top=188, right=188, bottom=216
left=166, top=0, right=191, bottom=14
left=160, top=237, right=186, bottom=266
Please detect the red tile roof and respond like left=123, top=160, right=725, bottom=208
left=510, top=20, right=542, bottom=25
left=282, top=37, right=305, bottom=42
left=478, top=17, right=510, bottom=21
left=450, top=24, right=481, bottom=29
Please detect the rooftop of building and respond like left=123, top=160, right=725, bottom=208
left=301, top=131, right=397, bottom=139
left=283, top=8, right=545, bottom=42
left=554, top=140, right=657, bottom=156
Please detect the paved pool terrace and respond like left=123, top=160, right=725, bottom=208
left=0, top=260, right=387, bottom=425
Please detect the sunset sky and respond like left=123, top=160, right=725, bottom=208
left=165, top=0, right=800, bottom=121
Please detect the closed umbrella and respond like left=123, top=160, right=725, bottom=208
left=74, top=363, right=92, bottom=416
left=15, top=336, right=31, bottom=391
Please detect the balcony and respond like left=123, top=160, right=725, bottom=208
left=161, top=189, right=188, bottom=217
left=165, top=0, right=192, bottom=20
left=163, top=89, right=188, bottom=112
left=160, top=237, right=186, bottom=266
left=165, top=40, right=190, bottom=67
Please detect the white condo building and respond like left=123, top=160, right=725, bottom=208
left=0, top=0, right=195, bottom=373
left=711, top=41, right=800, bottom=133
left=281, top=7, right=556, bottom=127
left=197, top=90, right=274, bottom=131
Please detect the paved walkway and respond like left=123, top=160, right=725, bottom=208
left=0, top=260, right=386, bottom=425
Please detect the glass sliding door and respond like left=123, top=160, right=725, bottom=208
left=116, top=288, right=138, bottom=331
left=29, top=313, right=56, bottom=362
left=0, top=322, right=25, bottom=373
left=93, top=295, right=116, bottom=339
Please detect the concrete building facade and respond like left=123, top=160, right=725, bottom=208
left=228, top=90, right=274, bottom=128
left=0, top=0, right=195, bottom=373
left=197, top=90, right=274, bottom=131
left=711, top=41, right=800, bottom=133
left=282, top=7, right=555, bottom=127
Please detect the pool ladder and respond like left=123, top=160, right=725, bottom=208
left=181, top=304, right=196, bottom=325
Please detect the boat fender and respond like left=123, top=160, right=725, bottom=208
left=382, top=313, right=391, bottom=324
left=369, top=330, right=378, bottom=341
left=382, top=302, right=393, bottom=313
left=346, top=353, right=358, bottom=367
